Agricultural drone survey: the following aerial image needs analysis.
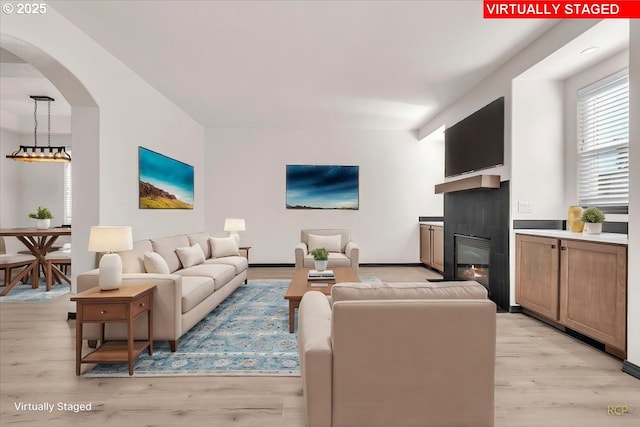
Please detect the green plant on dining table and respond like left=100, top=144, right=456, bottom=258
left=28, top=206, right=53, bottom=219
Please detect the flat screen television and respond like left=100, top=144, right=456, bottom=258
left=444, top=97, right=504, bottom=177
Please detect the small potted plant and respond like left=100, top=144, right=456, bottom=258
left=310, top=247, right=329, bottom=271
left=580, top=207, right=605, bottom=235
left=28, top=206, right=53, bottom=230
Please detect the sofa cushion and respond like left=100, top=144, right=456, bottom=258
left=177, top=263, right=236, bottom=290
left=187, top=232, right=212, bottom=259
left=143, top=251, right=171, bottom=274
left=118, top=240, right=153, bottom=273
left=308, top=234, right=341, bottom=253
left=332, top=281, right=488, bottom=303
left=205, top=256, right=248, bottom=274
left=181, top=276, right=216, bottom=314
left=176, top=244, right=206, bottom=268
left=210, top=237, right=240, bottom=258
left=151, top=235, right=190, bottom=273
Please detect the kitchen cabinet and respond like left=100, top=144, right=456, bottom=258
left=420, top=224, right=443, bottom=273
left=516, top=233, right=627, bottom=355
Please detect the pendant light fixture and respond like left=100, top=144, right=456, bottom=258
left=6, top=95, right=71, bottom=163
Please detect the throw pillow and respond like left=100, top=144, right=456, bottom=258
left=210, top=236, right=240, bottom=258
left=143, top=251, right=171, bottom=274
left=308, top=234, right=341, bottom=253
left=176, top=244, right=206, bottom=268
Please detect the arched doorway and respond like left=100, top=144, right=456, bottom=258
left=1, top=34, right=99, bottom=298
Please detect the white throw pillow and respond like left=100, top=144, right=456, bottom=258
left=143, top=251, right=171, bottom=274
left=176, top=244, right=206, bottom=268
left=210, top=237, right=240, bottom=258
left=308, top=234, right=341, bottom=253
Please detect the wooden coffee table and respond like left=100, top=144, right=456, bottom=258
left=284, top=267, right=359, bottom=333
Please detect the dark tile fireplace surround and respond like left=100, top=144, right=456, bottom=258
left=443, top=181, right=510, bottom=310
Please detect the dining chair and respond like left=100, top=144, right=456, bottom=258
left=0, top=237, right=37, bottom=296
left=45, top=244, right=71, bottom=291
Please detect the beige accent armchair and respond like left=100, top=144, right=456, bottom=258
left=298, top=281, right=496, bottom=427
left=295, top=229, right=359, bottom=273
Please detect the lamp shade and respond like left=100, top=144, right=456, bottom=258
left=88, top=226, right=133, bottom=253
left=223, top=218, right=246, bottom=233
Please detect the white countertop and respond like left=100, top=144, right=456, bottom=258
left=419, top=222, right=444, bottom=227
left=515, top=229, right=628, bottom=245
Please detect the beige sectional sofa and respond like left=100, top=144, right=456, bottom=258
left=298, top=281, right=496, bottom=427
left=76, top=232, right=247, bottom=351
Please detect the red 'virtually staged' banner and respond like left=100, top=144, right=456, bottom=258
left=483, top=1, right=640, bottom=18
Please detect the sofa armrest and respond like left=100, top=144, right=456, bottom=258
left=345, top=241, right=359, bottom=272
left=298, top=291, right=333, bottom=427
left=76, top=271, right=183, bottom=342
left=295, top=242, right=308, bottom=268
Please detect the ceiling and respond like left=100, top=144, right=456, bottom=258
left=0, top=2, right=626, bottom=135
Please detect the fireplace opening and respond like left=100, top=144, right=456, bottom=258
left=454, top=234, right=490, bottom=292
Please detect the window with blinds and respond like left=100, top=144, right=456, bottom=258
left=63, top=159, right=72, bottom=225
left=577, top=69, right=629, bottom=213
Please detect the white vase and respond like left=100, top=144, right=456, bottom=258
left=35, top=219, right=51, bottom=229
left=583, top=222, right=602, bottom=235
left=314, top=260, right=328, bottom=271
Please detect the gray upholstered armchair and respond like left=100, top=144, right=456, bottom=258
left=295, top=229, right=359, bottom=273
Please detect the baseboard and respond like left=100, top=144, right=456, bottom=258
left=622, top=360, right=640, bottom=380
left=509, top=305, right=523, bottom=313
left=67, top=312, right=76, bottom=320
left=249, top=263, right=426, bottom=268
left=360, top=263, right=425, bottom=267
left=249, top=263, right=295, bottom=268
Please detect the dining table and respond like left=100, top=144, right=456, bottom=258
left=0, top=227, right=71, bottom=296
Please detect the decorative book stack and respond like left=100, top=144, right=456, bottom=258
left=308, top=269, right=335, bottom=280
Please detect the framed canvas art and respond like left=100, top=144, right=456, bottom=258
left=138, top=146, right=194, bottom=209
left=286, top=164, right=359, bottom=210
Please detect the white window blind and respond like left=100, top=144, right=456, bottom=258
left=63, top=158, right=72, bottom=225
left=577, top=70, right=629, bottom=211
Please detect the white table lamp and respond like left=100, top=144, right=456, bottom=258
left=88, top=226, right=133, bottom=290
left=224, top=218, right=245, bottom=245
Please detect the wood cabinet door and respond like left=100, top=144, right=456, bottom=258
left=431, top=226, right=444, bottom=272
left=560, top=240, right=627, bottom=351
left=515, top=234, right=560, bottom=320
left=419, top=225, right=432, bottom=266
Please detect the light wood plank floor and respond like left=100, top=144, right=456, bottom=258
left=1, top=266, right=638, bottom=426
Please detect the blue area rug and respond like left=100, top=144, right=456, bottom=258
left=85, top=277, right=380, bottom=377
left=0, top=280, right=70, bottom=302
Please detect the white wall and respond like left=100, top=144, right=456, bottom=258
left=205, top=128, right=444, bottom=264
left=2, top=8, right=205, bottom=278
left=511, top=79, right=565, bottom=221
left=626, top=20, right=640, bottom=369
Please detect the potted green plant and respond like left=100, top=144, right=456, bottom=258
left=310, top=247, right=329, bottom=271
left=28, top=206, right=53, bottom=230
left=580, top=207, right=605, bottom=235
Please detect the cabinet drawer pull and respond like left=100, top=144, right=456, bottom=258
left=561, top=246, right=566, bottom=251
left=140, top=303, right=145, bottom=307
left=100, top=310, right=106, bottom=314
left=551, top=244, right=556, bottom=249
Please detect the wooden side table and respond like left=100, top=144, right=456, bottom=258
left=71, top=284, right=156, bottom=376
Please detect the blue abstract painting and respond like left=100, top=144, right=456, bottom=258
left=286, top=165, right=359, bottom=210
left=139, top=147, right=194, bottom=209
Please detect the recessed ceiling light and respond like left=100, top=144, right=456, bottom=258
left=581, top=47, right=598, bottom=55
